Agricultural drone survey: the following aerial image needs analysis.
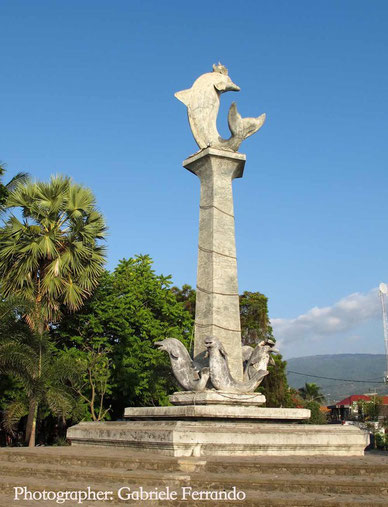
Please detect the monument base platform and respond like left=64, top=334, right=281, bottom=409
left=67, top=419, right=369, bottom=457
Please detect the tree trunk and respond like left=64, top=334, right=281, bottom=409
left=25, top=399, right=38, bottom=447
left=27, top=333, right=42, bottom=447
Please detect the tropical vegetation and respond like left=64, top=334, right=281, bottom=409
left=0, top=166, right=310, bottom=446
left=0, top=309, right=80, bottom=446
left=0, top=175, right=106, bottom=331
left=298, top=382, right=326, bottom=404
left=55, top=255, right=194, bottom=415
left=0, top=174, right=106, bottom=445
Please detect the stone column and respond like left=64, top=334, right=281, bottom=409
left=183, top=147, right=245, bottom=382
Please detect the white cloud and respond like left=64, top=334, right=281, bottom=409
left=271, top=288, right=381, bottom=353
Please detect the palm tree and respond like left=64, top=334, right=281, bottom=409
left=0, top=327, right=78, bottom=445
left=0, top=175, right=106, bottom=445
left=298, top=382, right=326, bottom=404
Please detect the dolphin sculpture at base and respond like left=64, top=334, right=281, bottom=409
left=204, top=336, right=268, bottom=393
left=243, top=339, right=279, bottom=381
left=242, top=345, right=255, bottom=365
left=175, top=63, right=266, bottom=152
left=155, top=338, right=210, bottom=392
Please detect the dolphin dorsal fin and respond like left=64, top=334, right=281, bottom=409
left=174, top=88, right=192, bottom=106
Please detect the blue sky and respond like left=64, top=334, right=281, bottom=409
left=1, top=1, right=388, bottom=358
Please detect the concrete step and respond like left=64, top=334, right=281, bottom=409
left=241, top=491, right=388, bottom=506
left=1, top=447, right=388, bottom=477
left=0, top=447, right=387, bottom=506
left=1, top=477, right=388, bottom=507
left=0, top=460, right=388, bottom=496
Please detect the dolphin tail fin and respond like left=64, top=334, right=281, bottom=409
left=247, top=369, right=269, bottom=390
left=228, top=102, right=244, bottom=139
left=228, top=102, right=266, bottom=140
left=175, top=88, right=192, bottom=106
left=251, top=369, right=269, bottom=382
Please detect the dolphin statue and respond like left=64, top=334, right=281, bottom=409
left=244, top=339, right=279, bottom=381
left=242, top=345, right=255, bottom=364
left=204, top=335, right=268, bottom=393
left=155, top=338, right=209, bottom=392
left=175, top=63, right=266, bottom=152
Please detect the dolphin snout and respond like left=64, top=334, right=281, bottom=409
left=155, top=341, right=165, bottom=349
left=271, top=348, right=280, bottom=354
left=229, top=82, right=240, bottom=92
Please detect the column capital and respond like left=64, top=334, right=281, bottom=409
left=183, top=148, right=246, bottom=180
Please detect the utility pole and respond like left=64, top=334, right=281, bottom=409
left=378, top=283, right=388, bottom=383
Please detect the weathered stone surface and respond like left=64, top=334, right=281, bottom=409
left=1, top=447, right=388, bottom=506
left=67, top=420, right=369, bottom=457
left=205, top=336, right=269, bottom=392
left=175, top=64, right=265, bottom=152
left=184, top=148, right=245, bottom=382
left=122, top=405, right=310, bottom=420
left=169, top=390, right=266, bottom=406
left=155, top=338, right=209, bottom=391
left=124, top=406, right=310, bottom=420
left=243, top=340, right=279, bottom=380
left=124, top=404, right=311, bottom=422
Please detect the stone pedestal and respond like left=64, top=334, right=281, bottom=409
left=68, top=402, right=369, bottom=457
left=67, top=420, right=369, bottom=457
left=184, top=148, right=245, bottom=381
left=169, top=391, right=266, bottom=406
left=68, top=397, right=369, bottom=457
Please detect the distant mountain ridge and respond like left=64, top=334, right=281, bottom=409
left=286, top=354, right=388, bottom=404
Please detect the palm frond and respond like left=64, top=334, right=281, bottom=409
left=6, top=172, right=30, bottom=192
left=45, top=387, right=75, bottom=419
left=2, top=399, right=29, bottom=433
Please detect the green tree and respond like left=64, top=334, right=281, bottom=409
left=0, top=298, right=29, bottom=423
left=171, top=284, right=196, bottom=318
left=0, top=302, right=78, bottom=444
left=239, top=291, right=292, bottom=407
left=365, top=396, right=383, bottom=421
left=54, top=255, right=194, bottom=416
left=304, top=401, right=327, bottom=424
left=289, top=387, right=327, bottom=424
left=0, top=176, right=106, bottom=445
left=358, top=396, right=383, bottom=422
left=61, top=342, right=113, bottom=422
left=0, top=175, right=106, bottom=331
left=240, top=291, right=274, bottom=346
left=298, top=382, right=326, bottom=404
left=260, top=355, right=293, bottom=407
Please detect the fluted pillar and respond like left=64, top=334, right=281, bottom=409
left=184, top=147, right=245, bottom=381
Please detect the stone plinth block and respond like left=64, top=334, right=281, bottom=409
left=123, top=405, right=310, bottom=421
left=67, top=420, right=369, bottom=457
left=124, top=404, right=311, bottom=422
left=184, top=148, right=246, bottom=381
left=169, top=391, right=266, bottom=406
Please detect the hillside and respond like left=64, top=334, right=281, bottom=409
left=286, top=354, right=388, bottom=404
